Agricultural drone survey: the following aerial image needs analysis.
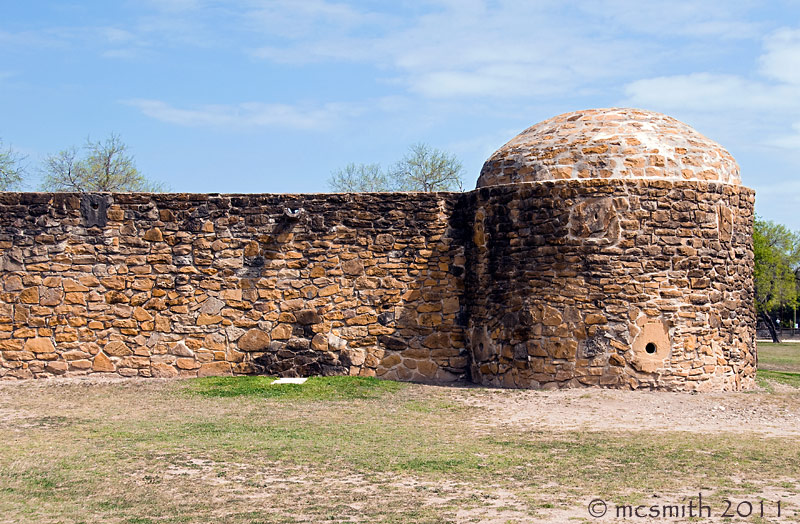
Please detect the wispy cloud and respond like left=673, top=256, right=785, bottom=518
left=124, top=98, right=359, bottom=130
left=3, top=1, right=773, bottom=101
left=759, top=28, right=800, bottom=84
left=577, top=0, right=762, bottom=39
left=624, top=73, right=799, bottom=113
left=622, top=27, right=800, bottom=150
left=241, top=0, right=765, bottom=99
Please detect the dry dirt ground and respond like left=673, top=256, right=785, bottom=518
left=446, top=385, right=800, bottom=523
left=454, top=385, right=800, bottom=438
left=1, top=375, right=799, bottom=523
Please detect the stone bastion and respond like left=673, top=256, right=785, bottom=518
left=0, top=108, right=756, bottom=391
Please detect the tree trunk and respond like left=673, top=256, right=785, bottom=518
left=761, top=311, right=781, bottom=343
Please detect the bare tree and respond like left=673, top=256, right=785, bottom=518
left=328, top=163, right=390, bottom=192
left=328, top=143, right=464, bottom=193
left=390, top=143, right=463, bottom=192
left=0, top=139, right=26, bottom=191
left=41, top=133, right=166, bottom=192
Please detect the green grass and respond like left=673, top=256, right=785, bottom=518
left=1, top=376, right=799, bottom=522
left=1, top=378, right=799, bottom=523
left=757, top=342, right=800, bottom=389
left=758, top=370, right=800, bottom=388
left=184, top=375, right=406, bottom=400
left=758, top=342, right=800, bottom=372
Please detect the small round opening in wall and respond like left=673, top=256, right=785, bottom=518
left=645, top=342, right=657, bottom=354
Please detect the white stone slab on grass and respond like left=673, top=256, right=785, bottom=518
left=271, top=377, right=308, bottom=385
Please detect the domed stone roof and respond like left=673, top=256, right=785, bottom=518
left=477, top=108, right=740, bottom=188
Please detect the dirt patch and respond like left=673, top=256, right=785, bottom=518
left=451, top=386, right=800, bottom=437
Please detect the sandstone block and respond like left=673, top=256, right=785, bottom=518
left=104, top=341, right=132, bottom=357
left=19, top=287, right=39, bottom=304
left=199, top=297, right=225, bottom=315
left=310, top=333, right=328, bottom=351
left=417, top=360, right=438, bottom=378
left=198, top=361, right=231, bottom=377
left=65, top=293, right=86, bottom=304
left=417, top=313, right=442, bottom=327
left=204, top=333, right=226, bottom=350
left=318, top=284, right=339, bottom=297
left=63, top=279, right=89, bottom=292
left=342, top=348, right=366, bottom=367
left=43, top=277, right=61, bottom=288
left=295, top=309, right=320, bottom=324
left=133, top=307, right=153, bottom=322
left=62, top=350, right=89, bottom=360
left=101, top=276, right=126, bottom=290
left=119, top=356, right=150, bottom=369
left=176, top=358, right=200, bottom=370
left=220, top=289, right=242, bottom=301
left=151, top=362, right=179, bottom=378
left=4, top=275, right=23, bottom=292
left=238, top=329, right=271, bottom=351
left=24, top=337, right=55, bottom=354
left=584, top=313, right=607, bottom=325
left=542, top=306, right=562, bottom=326
left=93, top=352, right=115, bottom=372
left=342, top=259, right=364, bottom=275
left=422, top=332, right=450, bottom=349
left=143, top=228, right=163, bottom=242
left=3, top=351, right=35, bottom=361
left=197, top=313, right=223, bottom=326
left=45, top=361, right=68, bottom=375
left=69, top=360, right=92, bottom=370
left=608, top=353, right=626, bottom=367
left=271, top=324, right=292, bottom=340
left=379, top=354, right=401, bottom=368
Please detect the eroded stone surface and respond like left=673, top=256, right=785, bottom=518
left=0, top=108, right=756, bottom=391
left=0, top=191, right=468, bottom=384
left=466, top=179, right=755, bottom=392
left=477, top=108, right=741, bottom=187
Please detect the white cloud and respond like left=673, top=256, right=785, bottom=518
left=577, top=0, right=761, bottom=39
left=125, top=98, right=359, bottom=130
left=762, top=122, right=800, bottom=149
left=7, top=0, right=770, bottom=101
left=620, top=25, right=800, bottom=154
left=624, top=73, right=800, bottom=113
left=243, top=0, right=383, bottom=39
left=140, top=0, right=204, bottom=13
left=101, top=27, right=136, bottom=44
left=759, top=28, right=800, bottom=84
left=237, top=0, right=772, bottom=101
left=244, top=2, right=658, bottom=99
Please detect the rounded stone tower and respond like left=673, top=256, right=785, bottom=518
left=466, top=108, right=756, bottom=391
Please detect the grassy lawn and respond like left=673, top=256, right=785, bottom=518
left=757, top=341, right=800, bottom=391
left=0, top=345, right=797, bottom=523
left=0, top=372, right=797, bottom=523
left=758, top=341, right=800, bottom=373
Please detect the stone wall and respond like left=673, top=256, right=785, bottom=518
left=0, top=180, right=757, bottom=391
left=0, top=192, right=469, bottom=382
left=465, top=179, right=756, bottom=392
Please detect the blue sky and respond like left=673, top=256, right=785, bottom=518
left=3, top=1, right=800, bottom=228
